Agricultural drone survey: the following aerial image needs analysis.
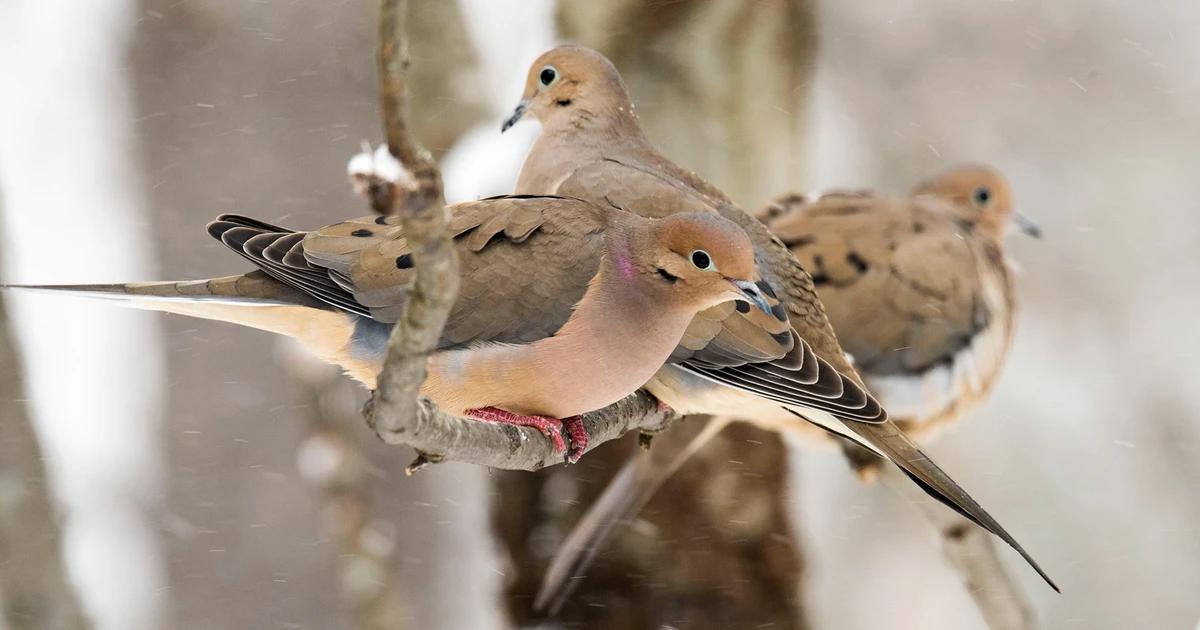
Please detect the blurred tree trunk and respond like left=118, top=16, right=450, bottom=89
left=129, top=0, right=490, bottom=627
left=556, top=0, right=815, bottom=206
left=286, top=352, right=411, bottom=630
left=495, top=421, right=808, bottom=628
left=0, top=254, right=87, bottom=630
left=493, top=1, right=817, bottom=627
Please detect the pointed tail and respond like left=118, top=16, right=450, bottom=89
left=7, top=271, right=304, bottom=307
left=842, top=418, right=1060, bottom=592
left=5, top=272, right=371, bottom=384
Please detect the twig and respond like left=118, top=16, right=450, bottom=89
left=358, top=0, right=680, bottom=470
left=404, top=451, right=444, bottom=476
left=364, top=0, right=460, bottom=446
left=882, top=468, right=1040, bottom=630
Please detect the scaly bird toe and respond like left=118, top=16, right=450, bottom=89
left=466, top=406, right=567, bottom=455
left=561, top=416, right=588, bottom=464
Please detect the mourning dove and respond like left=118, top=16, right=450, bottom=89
left=11, top=195, right=777, bottom=463
left=536, top=163, right=1044, bottom=612
left=760, top=163, right=1040, bottom=439
left=501, top=45, right=1056, bottom=598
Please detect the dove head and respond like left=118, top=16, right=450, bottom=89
left=615, top=212, right=770, bottom=315
left=913, top=163, right=1039, bottom=241
left=501, top=45, right=637, bottom=133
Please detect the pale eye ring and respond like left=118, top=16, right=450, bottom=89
left=690, top=249, right=715, bottom=271
left=973, top=186, right=991, bottom=207
left=539, top=65, right=558, bottom=87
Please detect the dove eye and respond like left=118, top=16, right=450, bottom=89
left=539, top=66, right=558, bottom=87
left=690, top=250, right=715, bottom=271
left=973, top=186, right=991, bottom=207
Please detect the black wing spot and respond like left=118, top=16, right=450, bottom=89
left=351, top=229, right=373, bottom=237
left=913, top=222, right=925, bottom=233
left=784, top=235, right=815, bottom=248
left=395, top=254, right=414, bottom=269
left=756, top=280, right=778, bottom=299
left=770, top=303, right=788, bottom=322
left=846, top=252, right=870, bottom=274
left=374, top=216, right=389, bottom=225
left=810, top=254, right=829, bottom=285
left=771, top=331, right=793, bottom=345
left=735, top=300, right=751, bottom=314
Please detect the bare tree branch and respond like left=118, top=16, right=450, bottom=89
left=363, top=0, right=460, bottom=447
left=374, top=391, right=676, bottom=472
left=358, top=0, right=679, bottom=470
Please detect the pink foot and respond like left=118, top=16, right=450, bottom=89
left=466, top=406, right=567, bottom=457
left=561, top=416, right=588, bottom=464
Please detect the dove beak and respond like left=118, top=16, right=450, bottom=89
left=731, top=279, right=772, bottom=315
left=1014, top=212, right=1042, bottom=239
left=501, top=100, right=528, bottom=133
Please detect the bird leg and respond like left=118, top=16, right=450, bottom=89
left=466, top=407, right=588, bottom=463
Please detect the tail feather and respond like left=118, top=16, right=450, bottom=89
left=842, top=419, right=1060, bottom=592
left=5, top=273, right=375, bottom=386
left=7, top=271, right=308, bottom=305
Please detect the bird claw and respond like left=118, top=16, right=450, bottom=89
left=467, top=407, right=592, bottom=463
left=561, top=416, right=588, bottom=464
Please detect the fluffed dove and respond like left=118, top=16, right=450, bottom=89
left=11, top=195, right=776, bottom=463
left=500, top=45, right=1056, bottom=598
left=760, top=163, right=1040, bottom=440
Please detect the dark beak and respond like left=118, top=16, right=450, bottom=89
left=501, top=100, right=527, bottom=133
left=732, top=279, right=772, bottom=315
left=1014, top=212, right=1042, bottom=238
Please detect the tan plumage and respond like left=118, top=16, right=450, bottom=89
left=760, top=164, right=1033, bottom=438
left=506, top=45, right=1056, bottom=607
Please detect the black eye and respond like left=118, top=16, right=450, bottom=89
left=539, top=66, right=557, bottom=87
left=690, top=250, right=714, bottom=270
left=973, top=187, right=991, bottom=206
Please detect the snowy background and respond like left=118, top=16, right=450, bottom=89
left=0, top=0, right=1197, bottom=628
